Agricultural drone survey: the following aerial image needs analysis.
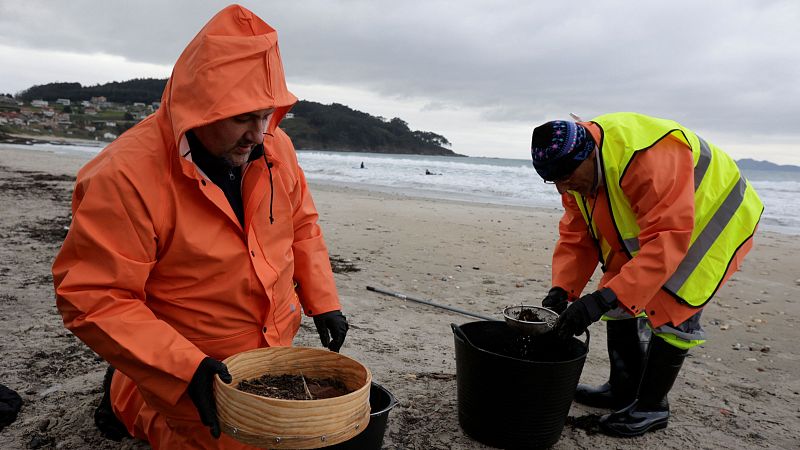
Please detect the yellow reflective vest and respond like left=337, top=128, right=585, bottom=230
left=573, top=112, right=763, bottom=307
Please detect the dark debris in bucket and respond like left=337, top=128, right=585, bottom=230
left=499, top=334, right=572, bottom=361
left=501, top=335, right=539, bottom=360
left=565, top=414, right=603, bottom=435
left=461, top=321, right=586, bottom=362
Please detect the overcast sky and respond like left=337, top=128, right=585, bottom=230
left=1, top=0, right=798, bottom=164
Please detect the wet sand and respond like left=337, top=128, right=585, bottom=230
left=1, top=145, right=798, bottom=449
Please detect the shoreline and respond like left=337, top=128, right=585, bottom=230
left=0, top=132, right=106, bottom=147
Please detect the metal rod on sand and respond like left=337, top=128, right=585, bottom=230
left=366, top=285, right=496, bottom=321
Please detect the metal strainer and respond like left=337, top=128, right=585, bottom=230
left=502, top=305, right=559, bottom=335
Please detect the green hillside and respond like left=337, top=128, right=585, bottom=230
left=16, top=79, right=166, bottom=104
left=15, top=79, right=461, bottom=156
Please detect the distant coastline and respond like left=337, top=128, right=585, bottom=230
left=735, top=158, right=800, bottom=172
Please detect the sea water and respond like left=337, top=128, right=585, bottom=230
left=297, top=151, right=558, bottom=209
left=296, top=151, right=799, bottom=236
left=6, top=144, right=797, bottom=235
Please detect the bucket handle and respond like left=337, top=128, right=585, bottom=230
left=371, top=382, right=399, bottom=415
left=454, top=322, right=589, bottom=348
left=451, top=323, right=473, bottom=347
left=580, top=328, right=590, bottom=349
left=384, top=391, right=399, bottom=412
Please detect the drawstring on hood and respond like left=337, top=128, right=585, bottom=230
left=262, top=152, right=275, bottom=225
left=263, top=130, right=275, bottom=224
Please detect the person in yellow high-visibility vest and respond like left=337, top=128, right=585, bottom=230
left=530, top=113, right=763, bottom=437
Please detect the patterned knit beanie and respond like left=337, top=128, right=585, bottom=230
left=531, top=120, right=594, bottom=181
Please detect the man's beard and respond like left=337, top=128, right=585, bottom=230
left=220, top=152, right=248, bottom=168
left=221, top=142, right=255, bottom=168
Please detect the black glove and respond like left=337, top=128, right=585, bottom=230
left=187, top=357, right=232, bottom=439
left=542, top=287, right=569, bottom=314
left=0, top=384, right=22, bottom=432
left=554, top=289, right=617, bottom=339
left=313, top=310, right=349, bottom=352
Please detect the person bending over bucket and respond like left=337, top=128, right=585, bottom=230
left=530, top=113, right=762, bottom=437
left=52, top=5, right=348, bottom=449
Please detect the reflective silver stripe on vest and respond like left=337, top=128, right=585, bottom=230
left=653, top=310, right=706, bottom=341
left=603, top=305, right=635, bottom=320
left=664, top=176, right=747, bottom=294
left=623, top=237, right=639, bottom=253
left=694, top=136, right=712, bottom=191
left=652, top=323, right=706, bottom=342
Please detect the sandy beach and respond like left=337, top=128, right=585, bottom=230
left=1, top=145, right=798, bottom=449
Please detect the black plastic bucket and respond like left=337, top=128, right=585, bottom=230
left=452, top=321, right=589, bottom=449
left=328, top=381, right=398, bottom=450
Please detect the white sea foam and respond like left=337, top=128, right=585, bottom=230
left=2, top=142, right=104, bottom=154
left=296, top=150, right=561, bottom=209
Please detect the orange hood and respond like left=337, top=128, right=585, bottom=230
left=160, top=4, right=297, bottom=148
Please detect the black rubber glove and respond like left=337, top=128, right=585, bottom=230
left=313, top=310, right=349, bottom=352
left=542, top=287, right=569, bottom=314
left=554, top=289, right=617, bottom=339
left=187, top=357, right=232, bottom=439
left=0, top=384, right=22, bottom=432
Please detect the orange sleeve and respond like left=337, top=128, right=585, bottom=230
left=52, top=163, right=206, bottom=413
left=278, top=131, right=341, bottom=316
left=552, top=193, right=599, bottom=299
left=604, top=136, right=695, bottom=314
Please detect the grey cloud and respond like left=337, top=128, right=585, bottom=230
left=1, top=0, right=798, bottom=143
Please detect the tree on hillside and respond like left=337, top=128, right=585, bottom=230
left=17, top=78, right=167, bottom=103
left=282, top=100, right=458, bottom=154
left=413, top=130, right=451, bottom=147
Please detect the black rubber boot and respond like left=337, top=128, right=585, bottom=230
left=574, top=318, right=651, bottom=409
left=94, top=366, right=131, bottom=441
left=599, top=337, right=689, bottom=437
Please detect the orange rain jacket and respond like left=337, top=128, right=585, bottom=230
left=552, top=122, right=754, bottom=328
left=52, top=5, right=340, bottom=448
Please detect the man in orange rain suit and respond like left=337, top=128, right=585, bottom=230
left=52, top=5, right=348, bottom=449
left=530, top=114, right=762, bottom=437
